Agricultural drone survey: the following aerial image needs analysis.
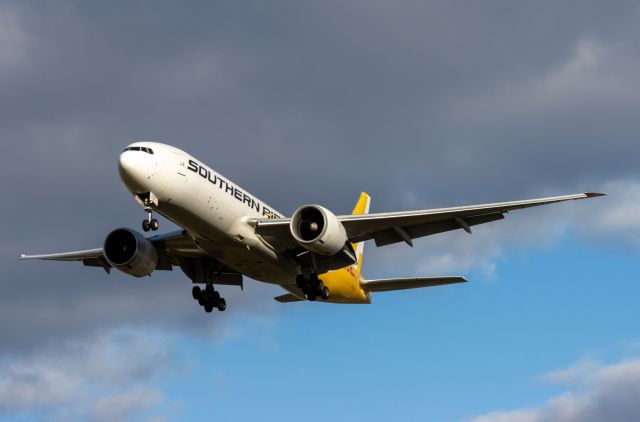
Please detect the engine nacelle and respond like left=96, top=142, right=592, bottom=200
left=103, top=228, right=158, bottom=277
left=290, top=205, right=348, bottom=256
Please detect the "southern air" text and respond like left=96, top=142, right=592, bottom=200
left=187, top=160, right=278, bottom=218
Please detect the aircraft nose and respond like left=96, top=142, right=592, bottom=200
left=119, top=150, right=149, bottom=191
left=118, top=151, right=133, bottom=177
left=119, top=151, right=138, bottom=178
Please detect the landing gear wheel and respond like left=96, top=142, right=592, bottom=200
left=217, top=298, right=226, bottom=311
left=307, top=292, right=317, bottom=301
left=150, top=218, right=159, bottom=231
left=194, top=284, right=226, bottom=313
left=192, top=286, right=202, bottom=300
left=309, top=273, right=319, bottom=284
left=142, top=220, right=150, bottom=232
left=321, top=286, right=330, bottom=301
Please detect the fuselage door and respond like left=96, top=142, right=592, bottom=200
left=174, top=152, right=186, bottom=176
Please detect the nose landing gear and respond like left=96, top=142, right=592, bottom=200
left=142, top=208, right=159, bottom=232
left=192, top=285, right=226, bottom=313
left=136, top=193, right=159, bottom=232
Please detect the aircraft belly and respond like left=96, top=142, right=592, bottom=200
left=153, top=164, right=298, bottom=284
left=194, top=236, right=295, bottom=283
left=159, top=186, right=369, bottom=295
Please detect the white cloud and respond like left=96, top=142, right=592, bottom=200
left=364, top=178, right=639, bottom=280
left=541, top=357, right=601, bottom=385
left=364, top=196, right=570, bottom=279
left=90, top=389, right=162, bottom=422
left=467, top=358, right=640, bottom=422
left=576, top=180, right=640, bottom=249
left=0, top=328, right=176, bottom=419
left=0, top=311, right=284, bottom=420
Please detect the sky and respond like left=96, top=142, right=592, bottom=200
left=1, top=0, right=640, bottom=420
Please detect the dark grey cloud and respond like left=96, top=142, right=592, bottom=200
left=1, top=0, right=639, bottom=355
left=3, top=1, right=640, bottom=207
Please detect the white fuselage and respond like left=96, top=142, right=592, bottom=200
left=118, top=142, right=297, bottom=284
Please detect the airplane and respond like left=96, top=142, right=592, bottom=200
left=20, top=142, right=605, bottom=313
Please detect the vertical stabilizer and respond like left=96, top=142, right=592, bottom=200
left=351, top=192, right=370, bottom=274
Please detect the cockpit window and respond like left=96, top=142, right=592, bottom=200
left=123, top=146, right=154, bottom=154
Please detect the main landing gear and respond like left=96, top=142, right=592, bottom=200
left=192, top=284, right=226, bottom=313
left=142, top=208, right=159, bottom=232
left=296, top=273, right=330, bottom=301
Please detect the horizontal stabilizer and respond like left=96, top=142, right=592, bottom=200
left=274, top=293, right=304, bottom=303
left=361, top=276, right=467, bottom=292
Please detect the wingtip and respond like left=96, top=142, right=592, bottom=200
left=585, top=192, right=607, bottom=198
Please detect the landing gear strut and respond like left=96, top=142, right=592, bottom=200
left=192, top=284, right=226, bottom=313
left=296, top=273, right=330, bottom=301
left=142, top=208, right=159, bottom=232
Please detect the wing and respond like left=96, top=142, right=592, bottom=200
left=360, top=276, right=467, bottom=292
left=20, top=248, right=112, bottom=272
left=19, top=229, right=198, bottom=270
left=19, top=230, right=240, bottom=284
left=255, top=192, right=605, bottom=248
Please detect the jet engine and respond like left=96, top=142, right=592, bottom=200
left=290, top=205, right=348, bottom=256
left=103, top=228, right=158, bottom=277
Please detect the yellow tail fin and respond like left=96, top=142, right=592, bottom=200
left=351, top=192, right=371, bottom=274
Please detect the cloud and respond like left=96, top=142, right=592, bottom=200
left=577, top=180, right=640, bottom=249
left=364, top=178, right=640, bottom=280
left=0, top=311, right=287, bottom=420
left=0, top=328, right=175, bottom=420
left=363, top=196, right=573, bottom=279
left=467, top=358, right=640, bottom=422
left=0, top=0, right=639, bottom=356
left=0, top=3, right=637, bottom=420
left=541, top=357, right=602, bottom=385
left=0, top=4, right=28, bottom=71
left=90, top=389, right=163, bottom=422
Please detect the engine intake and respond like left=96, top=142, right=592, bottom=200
left=290, top=205, right=348, bottom=256
left=103, top=228, right=158, bottom=277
